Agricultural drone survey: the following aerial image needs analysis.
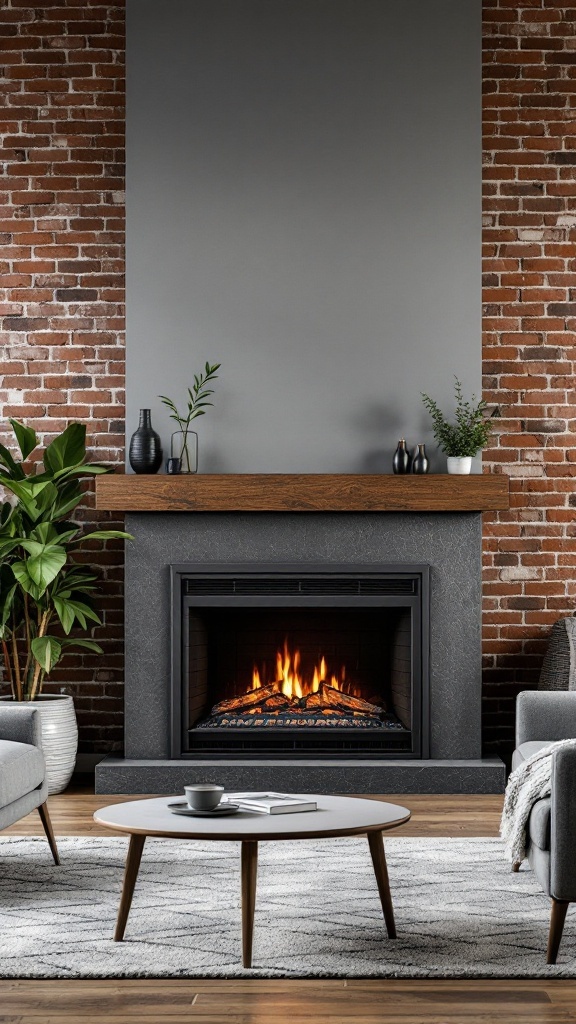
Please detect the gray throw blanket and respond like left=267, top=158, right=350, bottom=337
left=500, top=738, right=576, bottom=870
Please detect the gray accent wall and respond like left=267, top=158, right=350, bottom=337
left=127, top=0, right=481, bottom=473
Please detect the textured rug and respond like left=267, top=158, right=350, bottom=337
left=0, top=835, right=574, bottom=978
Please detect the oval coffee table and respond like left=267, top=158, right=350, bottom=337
left=94, top=794, right=410, bottom=967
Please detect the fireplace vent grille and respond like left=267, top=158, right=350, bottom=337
left=183, top=577, right=417, bottom=596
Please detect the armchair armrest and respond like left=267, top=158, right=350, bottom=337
left=551, top=745, right=576, bottom=901
left=0, top=705, right=41, bottom=747
left=516, top=690, right=576, bottom=746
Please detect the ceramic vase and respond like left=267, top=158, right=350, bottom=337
left=0, top=694, right=78, bottom=794
left=392, top=439, right=411, bottom=474
left=129, top=409, right=163, bottom=474
left=412, top=444, right=429, bottom=474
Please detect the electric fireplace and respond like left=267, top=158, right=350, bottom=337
left=171, top=563, right=429, bottom=759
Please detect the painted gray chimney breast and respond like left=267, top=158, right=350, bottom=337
left=126, top=0, right=481, bottom=472
left=122, top=512, right=482, bottom=762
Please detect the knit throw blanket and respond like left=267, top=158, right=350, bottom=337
left=500, top=738, right=576, bottom=870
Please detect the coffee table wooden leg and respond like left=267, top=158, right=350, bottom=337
left=114, top=833, right=146, bottom=941
left=241, top=840, right=258, bottom=967
left=367, top=830, right=396, bottom=939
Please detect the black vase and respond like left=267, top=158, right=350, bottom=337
left=129, top=409, right=163, bottom=474
left=412, top=443, right=429, bottom=474
left=392, top=438, right=411, bottom=474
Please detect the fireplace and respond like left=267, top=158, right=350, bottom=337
left=171, top=564, right=429, bottom=759
left=94, top=496, right=507, bottom=795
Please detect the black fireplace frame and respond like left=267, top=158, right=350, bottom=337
left=170, top=562, right=430, bottom=760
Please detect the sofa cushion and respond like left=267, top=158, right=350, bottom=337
left=538, top=616, right=576, bottom=691
left=529, top=796, right=551, bottom=851
left=0, top=740, right=44, bottom=807
left=511, top=740, right=549, bottom=771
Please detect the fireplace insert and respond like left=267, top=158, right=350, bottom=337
left=171, top=564, right=429, bottom=759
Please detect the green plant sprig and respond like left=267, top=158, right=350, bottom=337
left=421, top=378, right=492, bottom=458
left=0, top=420, right=131, bottom=701
left=159, top=362, right=221, bottom=465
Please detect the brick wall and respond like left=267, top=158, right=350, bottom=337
left=1, top=1, right=572, bottom=764
left=482, top=0, right=576, bottom=762
left=0, top=1, right=125, bottom=758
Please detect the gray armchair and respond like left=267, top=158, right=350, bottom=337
left=514, top=690, right=576, bottom=963
left=0, top=705, right=59, bottom=864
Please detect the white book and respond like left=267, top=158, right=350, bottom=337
left=225, top=792, right=317, bottom=814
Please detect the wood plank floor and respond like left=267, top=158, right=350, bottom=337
left=3, top=789, right=576, bottom=1023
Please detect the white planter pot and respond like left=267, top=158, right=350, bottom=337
left=0, top=694, right=78, bottom=795
left=446, top=456, right=472, bottom=475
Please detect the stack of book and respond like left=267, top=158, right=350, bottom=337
left=224, top=792, right=317, bottom=814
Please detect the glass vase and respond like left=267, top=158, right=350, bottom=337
left=170, top=430, right=198, bottom=474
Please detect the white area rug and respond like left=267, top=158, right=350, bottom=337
left=0, top=835, right=574, bottom=978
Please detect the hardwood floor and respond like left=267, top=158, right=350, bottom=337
left=3, top=788, right=576, bottom=1023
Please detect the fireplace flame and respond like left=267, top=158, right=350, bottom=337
left=251, top=639, right=359, bottom=700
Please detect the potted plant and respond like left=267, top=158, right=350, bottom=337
left=159, top=361, right=221, bottom=473
left=421, top=378, right=493, bottom=474
left=0, top=419, right=130, bottom=793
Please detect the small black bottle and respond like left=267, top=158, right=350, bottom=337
left=129, top=409, right=163, bottom=474
left=412, top=443, right=429, bottom=474
left=392, top=438, right=411, bottom=474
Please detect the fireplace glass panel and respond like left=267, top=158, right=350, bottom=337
left=188, top=607, right=411, bottom=730
left=174, top=566, right=427, bottom=759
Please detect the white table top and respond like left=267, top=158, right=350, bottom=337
left=94, top=795, right=411, bottom=842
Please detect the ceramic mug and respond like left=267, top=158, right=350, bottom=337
left=184, top=783, right=225, bottom=811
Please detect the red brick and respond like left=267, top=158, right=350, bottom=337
left=482, top=0, right=576, bottom=760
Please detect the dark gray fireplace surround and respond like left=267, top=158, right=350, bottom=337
left=96, top=511, right=505, bottom=794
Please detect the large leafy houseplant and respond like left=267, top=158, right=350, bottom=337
left=0, top=420, right=130, bottom=702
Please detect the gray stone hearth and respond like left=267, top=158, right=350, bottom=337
left=96, top=511, right=504, bottom=794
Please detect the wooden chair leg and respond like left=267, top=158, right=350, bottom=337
left=547, top=898, right=570, bottom=965
left=37, top=801, right=60, bottom=866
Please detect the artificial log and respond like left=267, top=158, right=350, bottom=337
left=211, top=681, right=383, bottom=719
left=260, top=692, right=293, bottom=710
left=210, top=684, right=277, bottom=716
left=318, top=684, right=383, bottom=716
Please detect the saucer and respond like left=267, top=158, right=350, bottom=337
left=168, top=801, right=240, bottom=817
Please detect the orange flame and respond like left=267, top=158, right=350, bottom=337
left=251, top=639, right=360, bottom=699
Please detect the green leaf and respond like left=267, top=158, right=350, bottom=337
left=60, top=638, right=103, bottom=655
left=51, top=480, right=83, bottom=520
left=33, top=482, right=59, bottom=518
left=0, top=538, right=22, bottom=559
left=53, top=596, right=75, bottom=634
left=0, top=444, right=25, bottom=480
left=31, top=636, right=62, bottom=674
left=67, top=599, right=101, bottom=628
left=0, top=583, right=16, bottom=628
left=25, top=543, right=67, bottom=590
left=0, top=477, right=57, bottom=523
left=11, top=561, right=43, bottom=601
left=0, top=501, right=13, bottom=526
left=75, top=529, right=132, bottom=544
left=43, top=423, right=86, bottom=474
left=52, top=464, right=110, bottom=481
left=9, top=419, right=38, bottom=461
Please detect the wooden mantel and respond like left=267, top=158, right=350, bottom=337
left=95, top=473, right=510, bottom=513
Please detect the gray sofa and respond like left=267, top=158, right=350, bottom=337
left=514, top=690, right=576, bottom=963
left=0, top=705, right=59, bottom=864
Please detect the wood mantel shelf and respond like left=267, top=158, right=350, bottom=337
left=95, top=473, right=510, bottom=513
